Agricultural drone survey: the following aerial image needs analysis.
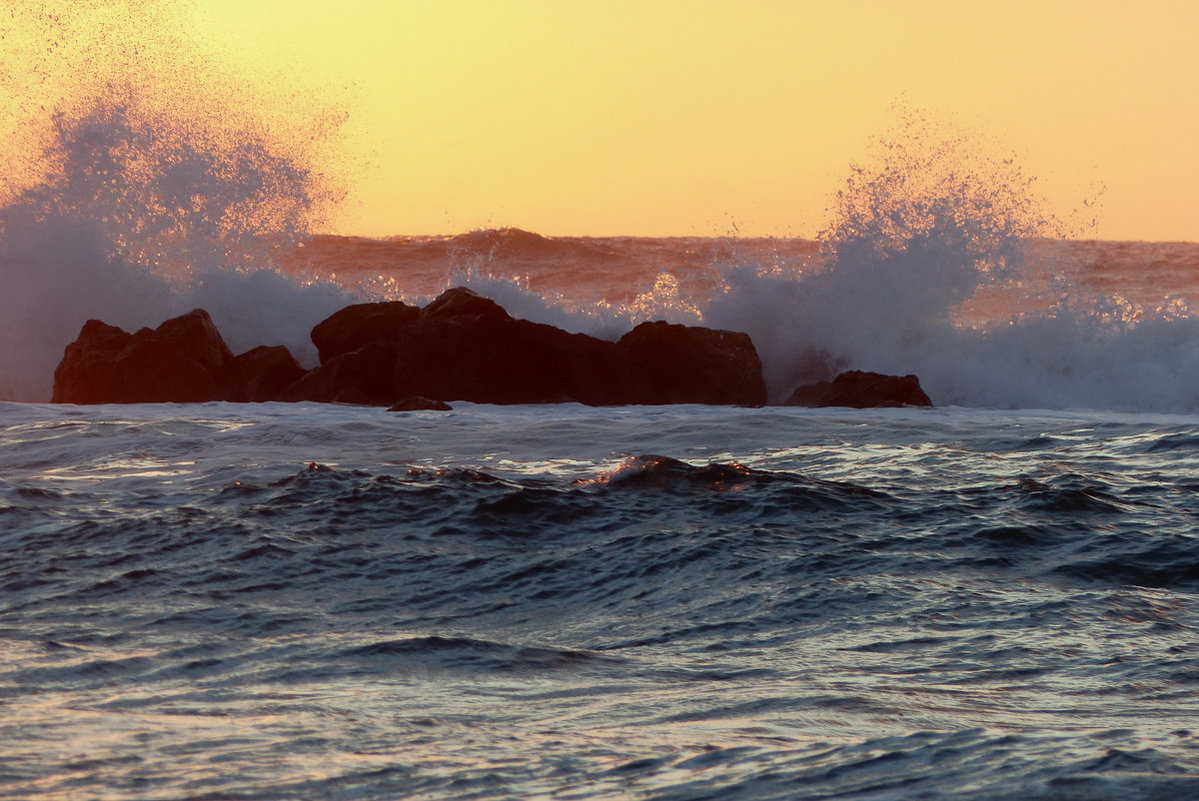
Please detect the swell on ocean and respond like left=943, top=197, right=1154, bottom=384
left=3, top=3, right=1199, bottom=411
left=8, top=6, right=1199, bottom=801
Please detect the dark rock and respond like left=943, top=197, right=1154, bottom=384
left=225, top=345, right=308, bottom=402
left=389, top=396, right=453, bottom=412
left=283, top=341, right=401, bottom=405
left=288, top=287, right=632, bottom=405
left=618, top=321, right=766, bottom=406
left=53, top=309, right=233, bottom=404
left=785, top=370, right=933, bottom=408
left=420, top=286, right=510, bottom=323
left=154, top=310, right=234, bottom=375
left=290, top=287, right=765, bottom=406
left=52, top=288, right=771, bottom=407
left=392, top=307, right=636, bottom=405
left=50, top=320, right=133, bottom=404
left=785, top=380, right=836, bottom=407
left=310, top=300, right=419, bottom=364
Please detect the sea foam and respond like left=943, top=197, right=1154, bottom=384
left=3, top=7, right=1197, bottom=411
left=0, top=2, right=350, bottom=401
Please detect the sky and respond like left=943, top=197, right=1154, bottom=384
left=9, top=0, right=1199, bottom=240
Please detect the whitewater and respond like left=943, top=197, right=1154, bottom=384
left=5, top=6, right=1199, bottom=797
left=6, top=225, right=1199, bottom=798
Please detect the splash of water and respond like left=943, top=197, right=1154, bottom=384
left=700, top=109, right=1199, bottom=411
left=695, top=109, right=1048, bottom=397
left=0, top=1, right=350, bottom=401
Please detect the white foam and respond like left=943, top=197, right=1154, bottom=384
left=0, top=5, right=349, bottom=401
left=0, top=208, right=350, bottom=400
left=6, top=72, right=1196, bottom=413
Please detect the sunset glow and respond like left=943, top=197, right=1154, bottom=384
left=7, top=0, right=1198, bottom=239
left=181, top=0, right=1199, bottom=240
left=8, top=7, right=1199, bottom=798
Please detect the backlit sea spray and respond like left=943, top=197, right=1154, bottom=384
left=4, top=5, right=1199, bottom=799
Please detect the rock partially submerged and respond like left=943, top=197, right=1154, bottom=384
left=618, top=321, right=765, bottom=406
left=53, top=288, right=768, bottom=407
left=285, top=287, right=766, bottom=406
left=785, top=370, right=933, bottom=408
left=224, top=346, right=308, bottom=403
left=389, top=396, right=453, bottom=412
left=289, top=289, right=643, bottom=405
left=52, top=310, right=234, bottom=404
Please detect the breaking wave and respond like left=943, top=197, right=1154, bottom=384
left=0, top=0, right=350, bottom=401
left=2, top=6, right=1196, bottom=414
left=364, top=111, right=1199, bottom=413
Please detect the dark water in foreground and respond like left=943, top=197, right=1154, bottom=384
left=3, top=401, right=1199, bottom=799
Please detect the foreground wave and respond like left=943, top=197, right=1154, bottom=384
left=3, top=401, right=1199, bottom=799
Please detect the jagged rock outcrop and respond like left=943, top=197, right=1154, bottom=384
left=52, top=288, right=769, bottom=407
left=53, top=310, right=302, bottom=405
left=785, top=370, right=933, bottom=408
left=53, top=310, right=234, bottom=404
left=288, top=287, right=767, bottom=406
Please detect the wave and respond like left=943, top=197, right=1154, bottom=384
left=3, top=13, right=1198, bottom=412
left=0, top=1, right=350, bottom=401
left=336, top=635, right=623, bottom=674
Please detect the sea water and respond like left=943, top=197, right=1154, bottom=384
left=5, top=11, right=1199, bottom=796
left=3, top=400, right=1199, bottom=799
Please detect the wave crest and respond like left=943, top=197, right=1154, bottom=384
left=0, top=1, right=349, bottom=401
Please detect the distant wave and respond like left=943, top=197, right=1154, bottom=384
left=4, top=14, right=1199, bottom=412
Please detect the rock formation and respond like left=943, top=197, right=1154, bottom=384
left=785, top=370, right=933, bottom=408
left=52, top=310, right=233, bottom=404
left=53, top=288, right=769, bottom=407
left=618, top=321, right=764, bottom=406
left=224, top=346, right=308, bottom=403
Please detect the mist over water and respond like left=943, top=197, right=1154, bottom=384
left=0, top=0, right=351, bottom=400
left=2, top=6, right=1197, bottom=409
left=7, top=10, right=1199, bottom=800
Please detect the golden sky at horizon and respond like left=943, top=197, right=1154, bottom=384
left=10, top=0, right=1199, bottom=240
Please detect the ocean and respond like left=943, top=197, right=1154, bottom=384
left=4, top=399, right=1199, bottom=800
left=5, top=235, right=1199, bottom=801
left=5, top=65, right=1199, bottom=798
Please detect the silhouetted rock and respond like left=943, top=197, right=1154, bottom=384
left=54, top=310, right=313, bottom=404
left=289, top=287, right=765, bottom=406
left=284, top=341, right=402, bottom=405
left=389, top=396, right=453, bottom=412
left=389, top=288, right=639, bottom=405
left=50, top=320, right=133, bottom=404
left=420, top=286, right=510, bottom=323
left=310, top=300, right=420, bottom=364
left=53, top=309, right=233, bottom=404
left=785, top=370, right=933, bottom=408
left=225, top=346, right=308, bottom=403
left=618, top=321, right=766, bottom=406
left=53, top=288, right=771, bottom=407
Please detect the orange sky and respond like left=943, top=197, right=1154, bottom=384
left=11, top=0, right=1199, bottom=240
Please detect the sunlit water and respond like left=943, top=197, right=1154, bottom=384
left=4, top=400, right=1199, bottom=799
left=5, top=16, right=1199, bottom=796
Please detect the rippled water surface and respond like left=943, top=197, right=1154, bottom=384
left=3, top=401, right=1199, bottom=799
